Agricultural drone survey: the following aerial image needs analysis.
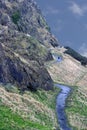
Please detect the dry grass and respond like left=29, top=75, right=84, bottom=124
left=0, top=85, right=59, bottom=129
left=46, top=47, right=87, bottom=130
left=67, top=113, right=87, bottom=130
left=46, top=47, right=87, bottom=87
left=66, top=86, right=87, bottom=130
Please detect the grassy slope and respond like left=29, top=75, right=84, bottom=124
left=0, top=104, right=50, bottom=130
left=65, top=86, right=87, bottom=130
left=46, top=47, right=87, bottom=130
left=0, top=85, right=60, bottom=130
left=46, top=47, right=87, bottom=87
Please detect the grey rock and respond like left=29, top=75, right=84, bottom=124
left=0, top=0, right=58, bottom=91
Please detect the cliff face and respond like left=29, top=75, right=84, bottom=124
left=0, top=0, right=59, bottom=91
left=0, top=43, right=53, bottom=91
left=0, top=0, right=58, bottom=47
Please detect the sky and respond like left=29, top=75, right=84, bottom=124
left=35, top=0, right=87, bottom=56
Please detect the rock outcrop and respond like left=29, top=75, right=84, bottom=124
left=0, top=0, right=58, bottom=47
left=0, top=0, right=59, bottom=91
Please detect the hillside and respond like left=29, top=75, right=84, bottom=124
left=47, top=46, right=87, bottom=87
left=46, top=46, right=87, bottom=129
left=0, top=0, right=59, bottom=91
left=0, top=84, right=60, bottom=130
left=64, top=46, right=87, bottom=66
left=0, top=0, right=60, bottom=129
left=0, top=0, right=87, bottom=130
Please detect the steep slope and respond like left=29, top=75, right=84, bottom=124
left=47, top=46, right=87, bottom=87
left=0, top=0, right=58, bottom=47
left=0, top=0, right=59, bottom=91
left=0, top=1, right=61, bottom=129
left=0, top=84, right=60, bottom=130
left=66, top=86, right=87, bottom=130
left=0, top=0, right=87, bottom=130
left=0, top=43, right=53, bottom=91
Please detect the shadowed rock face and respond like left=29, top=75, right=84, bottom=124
left=0, top=0, right=56, bottom=91
left=0, top=44, right=53, bottom=91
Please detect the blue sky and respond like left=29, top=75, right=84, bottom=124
left=35, top=0, right=87, bottom=56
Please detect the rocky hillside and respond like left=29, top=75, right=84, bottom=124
left=0, top=0, right=87, bottom=130
left=0, top=0, right=58, bottom=47
left=0, top=0, right=59, bottom=91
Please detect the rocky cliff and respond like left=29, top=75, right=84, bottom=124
left=0, top=0, right=58, bottom=47
left=0, top=0, right=59, bottom=91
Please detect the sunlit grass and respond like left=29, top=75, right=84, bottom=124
left=66, top=86, right=87, bottom=130
left=0, top=85, right=60, bottom=130
left=0, top=103, right=51, bottom=130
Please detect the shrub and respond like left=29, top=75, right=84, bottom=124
left=12, top=11, right=20, bottom=24
left=64, top=46, right=87, bottom=66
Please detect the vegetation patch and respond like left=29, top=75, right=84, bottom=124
left=66, top=86, right=87, bottom=130
left=64, top=46, right=87, bottom=66
left=0, top=85, right=60, bottom=130
left=12, top=11, right=20, bottom=24
left=0, top=102, right=51, bottom=130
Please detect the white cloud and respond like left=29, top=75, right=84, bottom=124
left=79, top=43, right=87, bottom=57
left=43, top=6, right=59, bottom=16
left=69, top=2, right=87, bottom=16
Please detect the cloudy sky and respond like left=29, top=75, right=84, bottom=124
left=36, top=0, right=87, bottom=56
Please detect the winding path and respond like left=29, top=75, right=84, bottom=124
left=56, top=84, right=71, bottom=130
left=52, top=54, right=71, bottom=130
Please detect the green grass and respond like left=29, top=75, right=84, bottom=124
left=0, top=86, right=60, bottom=130
left=24, top=87, right=60, bottom=129
left=12, top=34, right=48, bottom=61
left=26, top=86, right=59, bottom=110
left=0, top=103, right=51, bottom=130
left=65, top=86, right=87, bottom=130
left=26, top=36, right=47, bottom=59
left=66, top=87, right=87, bottom=116
left=67, top=100, right=87, bottom=116
left=12, top=11, right=20, bottom=24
